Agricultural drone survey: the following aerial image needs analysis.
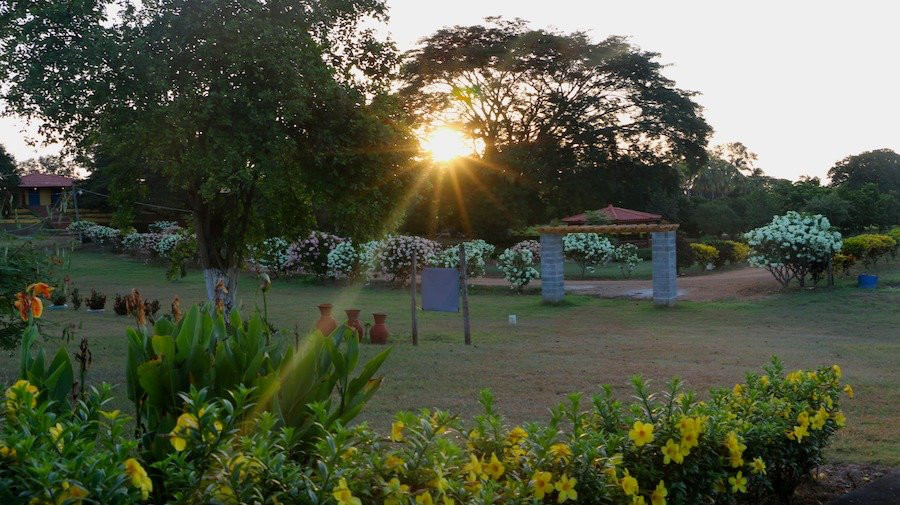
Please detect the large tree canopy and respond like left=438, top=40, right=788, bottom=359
left=828, top=148, right=900, bottom=193
left=399, top=18, right=711, bottom=237
left=0, top=144, right=17, bottom=217
left=0, top=0, right=415, bottom=303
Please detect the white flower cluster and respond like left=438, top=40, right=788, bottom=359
left=247, top=237, right=292, bottom=274
left=497, top=247, right=540, bottom=291
left=327, top=241, right=366, bottom=280
left=510, top=239, right=541, bottom=264
left=430, top=239, right=496, bottom=278
left=148, top=220, right=181, bottom=234
left=614, top=243, right=641, bottom=278
left=121, top=232, right=166, bottom=254
left=155, top=233, right=187, bottom=257
left=77, top=223, right=122, bottom=246
left=744, top=211, right=842, bottom=286
left=563, top=233, right=615, bottom=274
left=66, top=220, right=97, bottom=235
left=289, top=231, right=345, bottom=277
left=374, top=235, right=440, bottom=283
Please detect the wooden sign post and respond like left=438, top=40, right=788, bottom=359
left=459, top=243, right=471, bottom=345
left=411, top=250, right=418, bottom=345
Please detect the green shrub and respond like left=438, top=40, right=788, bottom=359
left=690, top=243, right=719, bottom=268
left=833, top=253, right=855, bottom=276
left=676, top=233, right=696, bottom=272
left=705, top=240, right=750, bottom=268
left=841, top=233, right=896, bottom=269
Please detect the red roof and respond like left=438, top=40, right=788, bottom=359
left=18, top=173, right=74, bottom=188
left=562, top=205, right=661, bottom=225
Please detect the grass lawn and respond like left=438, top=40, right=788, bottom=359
left=2, top=249, right=898, bottom=465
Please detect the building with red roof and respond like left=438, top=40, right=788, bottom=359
left=562, top=204, right=662, bottom=225
left=18, top=173, right=74, bottom=208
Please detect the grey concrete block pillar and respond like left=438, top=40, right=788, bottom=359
left=540, top=234, right=565, bottom=303
left=651, top=231, right=677, bottom=306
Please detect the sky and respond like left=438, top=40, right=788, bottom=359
left=2, top=0, right=898, bottom=182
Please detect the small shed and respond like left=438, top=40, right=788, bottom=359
left=18, top=173, right=74, bottom=208
left=562, top=204, right=662, bottom=226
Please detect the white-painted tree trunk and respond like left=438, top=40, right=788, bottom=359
left=203, top=267, right=238, bottom=310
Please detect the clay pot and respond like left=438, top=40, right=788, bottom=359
left=345, top=309, right=365, bottom=340
left=370, top=313, right=389, bottom=344
left=315, top=303, right=338, bottom=336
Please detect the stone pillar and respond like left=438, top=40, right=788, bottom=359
left=540, top=234, right=565, bottom=303
left=651, top=231, right=677, bottom=306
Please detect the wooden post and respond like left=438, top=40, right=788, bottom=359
left=827, top=252, right=834, bottom=287
left=411, top=250, right=418, bottom=346
left=459, top=243, right=471, bottom=345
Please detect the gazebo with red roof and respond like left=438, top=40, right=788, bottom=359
left=18, top=173, right=74, bottom=208
left=562, top=204, right=661, bottom=226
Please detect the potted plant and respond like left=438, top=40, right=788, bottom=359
left=48, top=289, right=68, bottom=310
left=70, top=287, right=82, bottom=310
left=86, top=289, right=107, bottom=313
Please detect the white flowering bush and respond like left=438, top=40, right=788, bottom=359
left=121, top=232, right=165, bottom=255
left=66, top=220, right=96, bottom=235
left=510, top=239, right=541, bottom=264
left=154, top=233, right=186, bottom=257
left=431, top=239, right=496, bottom=278
left=327, top=241, right=369, bottom=280
left=497, top=247, right=539, bottom=292
left=288, top=231, right=345, bottom=279
left=614, top=243, right=641, bottom=278
left=563, top=233, right=615, bottom=278
left=375, top=235, right=440, bottom=285
left=82, top=224, right=122, bottom=246
left=247, top=237, right=292, bottom=275
left=744, top=212, right=843, bottom=287
left=148, top=220, right=181, bottom=234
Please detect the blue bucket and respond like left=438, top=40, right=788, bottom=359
left=857, top=274, right=878, bottom=289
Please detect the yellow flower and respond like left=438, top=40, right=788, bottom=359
left=484, top=452, right=505, bottom=480
left=507, top=426, right=528, bottom=445
left=650, top=480, right=667, bottom=505
left=124, top=458, right=152, bottom=500
left=49, top=423, right=64, bottom=450
left=680, top=429, right=699, bottom=450
left=628, top=421, right=655, bottom=447
left=58, top=480, right=89, bottom=505
left=462, top=454, right=483, bottom=479
left=732, top=384, right=743, bottom=396
left=384, top=477, right=410, bottom=505
left=176, top=412, right=199, bottom=430
left=5, top=379, right=39, bottom=414
left=0, top=443, right=17, bottom=460
left=833, top=411, right=846, bottom=427
left=724, top=431, right=740, bottom=451
left=603, top=466, right=618, bottom=484
left=786, top=371, right=803, bottom=383
left=791, top=424, right=809, bottom=443
left=441, top=496, right=454, bottom=505
left=728, top=471, right=747, bottom=493
left=729, top=452, right=744, bottom=469
left=428, top=475, right=449, bottom=493
left=843, top=384, right=854, bottom=399
left=632, top=497, right=646, bottom=505
left=554, top=474, right=577, bottom=503
left=532, top=471, right=554, bottom=499
left=796, top=411, right=810, bottom=428
left=759, top=375, right=770, bottom=387
left=385, top=454, right=405, bottom=471
left=391, top=421, right=405, bottom=442
left=750, top=457, right=767, bottom=475
left=100, top=410, right=121, bottom=420
left=832, top=364, right=842, bottom=379
left=342, top=447, right=358, bottom=461
left=810, top=407, right=828, bottom=430
left=549, top=442, right=573, bottom=463
left=661, top=439, right=684, bottom=465
left=621, top=469, right=639, bottom=496
left=415, top=492, right=433, bottom=505
left=332, top=478, right=361, bottom=505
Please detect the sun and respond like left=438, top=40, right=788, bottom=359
left=421, top=127, right=472, bottom=162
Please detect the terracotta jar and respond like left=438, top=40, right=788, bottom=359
left=345, top=309, right=365, bottom=340
left=370, top=313, right=389, bottom=344
left=316, top=303, right=338, bottom=336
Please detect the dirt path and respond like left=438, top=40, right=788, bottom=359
left=473, top=266, right=781, bottom=301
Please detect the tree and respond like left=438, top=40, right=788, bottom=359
left=400, top=18, right=710, bottom=238
left=0, top=145, right=17, bottom=217
left=0, top=0, right=413, bottom=305
left=17, top=155, right=79, bottom=178
left=828, top=149, right=900, bottom=193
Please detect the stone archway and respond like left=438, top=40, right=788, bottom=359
left=536, top=224, right=679, bottom=306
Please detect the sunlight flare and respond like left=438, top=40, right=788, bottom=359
left=421, top=127, right=472, bottom=162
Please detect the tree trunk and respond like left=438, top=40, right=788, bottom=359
left=203, top=268, right=238, bottom=310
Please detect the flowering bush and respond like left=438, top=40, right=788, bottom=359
left=148, top=220, right=181, bottom=233
left=248, top=237, right=293, bottom=275
left=510, top=239, right=541, bottom=264
left=704, top=240, right=750, bottom=267
left=374, top=235, right=440, bottom=285
left=82, top=224, right=122, bottom=246
left=563, top=233, right=614, bottom=278
left=497, top=247, right=539, bottom=292
left=121, top=232, right=166, bottom=256
left=289, top=231, right=345, bottom=279
left=431, top=239, right=496, bottom=278
left=690, top=243, right=719, bottom=269
left=614, top=243, right=641, bottom=278
left=744, top=212, right=843, bottom=287
left=841, top=233, right=896, bottom=270
left=66, top=219, right=97, bottom=235
left=327, top=241, right=371, bottom=280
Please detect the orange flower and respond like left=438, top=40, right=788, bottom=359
left=14, top=292, right=43, bottom=321
left=27, top=282, right=54, bottom=299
